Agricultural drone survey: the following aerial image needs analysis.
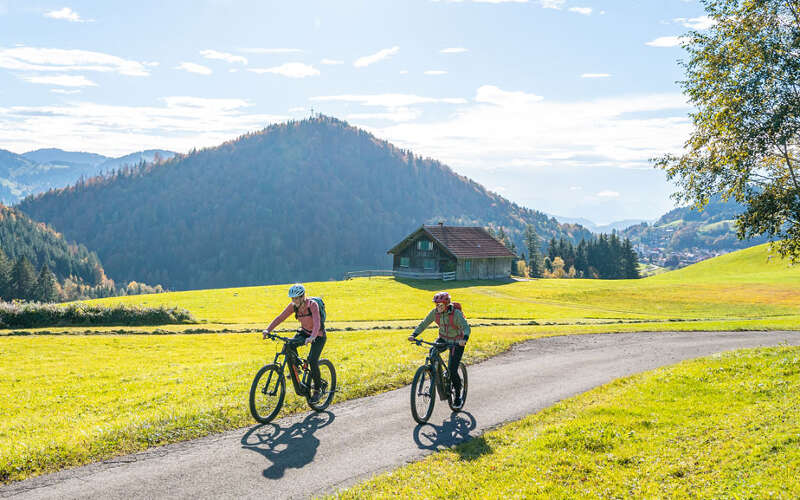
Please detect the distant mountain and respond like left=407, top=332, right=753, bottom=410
left=18, top=115, right=592, bottom=290
left=0, top=148, right=176, bottom=204
left=552, top=215, right=651, bottom=234
left=22, top=148, right=108, bottom=166
left=97, top=150, right=175, bottom=171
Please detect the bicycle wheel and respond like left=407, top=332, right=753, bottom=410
left=306, top=359, right=337, bottom=411
left=249, top=364, right=286, bottom=424
left=448, top=362, right=468, bottom=412
left=410, top=366, right=435, bottom=424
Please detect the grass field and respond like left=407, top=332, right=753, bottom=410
left=2, top=243, right=798, bottom=484
left=333, top=346, right=800, bottom=499
left=68, top=242, right=800, bottom=329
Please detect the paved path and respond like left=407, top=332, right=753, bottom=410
left=4, top=330, right=800, bottom=499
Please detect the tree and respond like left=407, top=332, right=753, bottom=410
left=0, top=248, right=11, bottom=300
left=654, top=0, right=800, bottom=262
left=35, top=264, right=59, bottom=302
left=524, top=224, right=543, bottom=278
left=11, top=257, right=37, bottom=301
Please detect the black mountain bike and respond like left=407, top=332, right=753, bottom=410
left=249, top=332, right=337, bottom=424
left=409, top=338, right=468, bottom=424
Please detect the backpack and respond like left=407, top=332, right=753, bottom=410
left=295, top=296, right=326, bottom=330
left=435, top=302, right=463, bottom=330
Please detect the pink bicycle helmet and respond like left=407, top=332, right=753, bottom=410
left=433, top=292, right=451, bottom=304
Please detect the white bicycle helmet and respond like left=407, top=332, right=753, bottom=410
left=288, top=283, right=306, bottom=297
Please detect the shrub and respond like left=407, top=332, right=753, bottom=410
left=0, top=302, right=196, bottom=329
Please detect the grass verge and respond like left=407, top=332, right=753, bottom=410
left=332, top=346, right=800, bottom=499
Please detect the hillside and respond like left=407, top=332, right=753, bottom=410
left=621, top=195, right=770, bottom=267
left=650, top=242, right=800, bottom=284
left=0, top=148, right=175, bottom=205
left=0, top=203, right=106, bottom=286
left=17, top=115, right=592, bottom=290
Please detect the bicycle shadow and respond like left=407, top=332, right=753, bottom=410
left=240, top=411, right=334, bottom=479
left=413, top=411, right=494, bottom=461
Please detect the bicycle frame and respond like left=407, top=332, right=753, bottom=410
left=416, top=339, right=459, bottom=401
left=264, top=335, right=310, bottom=396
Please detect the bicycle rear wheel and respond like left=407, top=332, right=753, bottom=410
left=448, top=362, right=468, bottom=412
left=249, top=364, right=286, bottom=424
left=306, top=359, right=337, bottom=411
left=410, top=366, right=435, bottom=424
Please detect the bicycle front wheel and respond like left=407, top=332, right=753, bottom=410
left=307, top=359, right=337, bottom=411
left=249, top=364, right=286, bottom=424
left=448, top=362, right=468, bottom=412
left=410, top=365, right=435, bottom=424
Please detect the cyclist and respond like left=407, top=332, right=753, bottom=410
left=408, top=291, right=470, bottom=407
left=263, top=283, right=327, bottom=402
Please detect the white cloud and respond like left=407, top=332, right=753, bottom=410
left=249, top=62, right=319, bottom=78
left=425, top=70, right=448, bottom=75
left=23, top=74, right=97, bottom=87
left=539, top=0, right=564, bottom=8
left=311, top=93, right=466, bottom=123
left=474, top=0, right=527, bottom=3
left=310, top=93, right=467, bottom=107
left=399, top=69, right=409, bottom=74
left=441, top=47, right=468, bottom=53
left=176, top=62, right=212, bottom=75
left=348, top=108, right=422, bottom=122
left=674, top=15, right=716, bottom=30
left=44, top=7, right=91, bottom=22
left=0, top=97, right=285, bottom=156
left=645, top=36, right=687, bottom=47
left=355, top=86, right=690, bottom=178
left=475, top=85, right=544, bottom=106
left=321, top=58, right=344, bottom=65
left=569, top=186, right=582, bottom=191
left=50, top=89, right=81, bottom=94
left=0, top=46, right=152, bottom=76
left=353, top=46, right=399, bottom=68
left=200, top=49, right=247, bottom=65
left=596, top=190, right=620, bottom=198
left=568, top=6, right=592, bottom=15
left=239, top=47, right=304, bottom=54
left=581, top=73, right=610, bottom=78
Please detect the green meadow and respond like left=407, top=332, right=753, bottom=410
left=1, top=243, right=798, bottom=483
left=333, top=346, right=800, bottom=499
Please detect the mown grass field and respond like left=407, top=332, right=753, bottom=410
left=67, top=242, right=800, bottom=329
left=333, top=346, right=800, bottom=499
left=2, top=243, right=798, bottom=484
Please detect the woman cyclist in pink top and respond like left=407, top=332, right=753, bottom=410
left=263, top=283, right=327, bottom=402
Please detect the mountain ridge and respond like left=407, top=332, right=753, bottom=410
left=18, top=115, right=592, bottom=290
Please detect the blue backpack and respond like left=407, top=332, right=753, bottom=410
left=295, top=296, right=326, bottom=330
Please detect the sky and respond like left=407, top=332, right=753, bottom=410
left=0, top=0, right=711, bottom=224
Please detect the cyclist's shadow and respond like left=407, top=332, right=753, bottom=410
left=413, top=411, right=477, bottom=452
left=241, top=411, right=334, bottom=479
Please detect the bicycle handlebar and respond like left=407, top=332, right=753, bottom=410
left=264, top=332, right=303, bottom=346
left=409, top=338, right=462, bottom=347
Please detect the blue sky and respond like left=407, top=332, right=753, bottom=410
left=0, top=0, right=710, bottom=223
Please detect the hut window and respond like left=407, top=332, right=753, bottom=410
left=400, top=257, right=410, bottom=268
left=465, top=260, right=471, bottom=273
left=424, top=258, right=435, bottom=270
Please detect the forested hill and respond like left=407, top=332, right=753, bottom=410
left=621, top=195, right=769, bottom=253
left=0, top=203, right=106, bottom=285
left=18, top=115, right=591, bottom=290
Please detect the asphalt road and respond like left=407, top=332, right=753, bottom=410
left=4, top=330, right=800, bottom=499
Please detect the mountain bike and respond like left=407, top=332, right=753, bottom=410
left=409, top=338, right=468, bottom=424
left=249, top=332, right=337, bottom=424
